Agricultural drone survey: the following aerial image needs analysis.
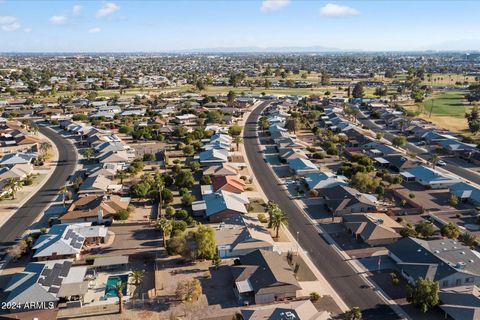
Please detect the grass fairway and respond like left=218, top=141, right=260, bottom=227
left=402, top=90, right=474, bottom=134
left=421, top=90, right=467, bottom=118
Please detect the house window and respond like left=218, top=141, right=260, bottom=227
left=442, top=280, right=448, bottom=287
left=456, top=279, right=462, bottom=286
left=466, top=277, right=474, bottom=283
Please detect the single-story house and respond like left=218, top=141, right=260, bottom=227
left=342, top=213, right=402, bottom=246
left=240, top=300, right=329, bottom=320
left=231, top=249, right=301, bottom=304
left=214, top=215, right=274, bottom=258
left=321, top=185, right=377, bottom=216
left=212, top=175, right=246, bottom=193
left=198, top=149, right=229, bottom=165
left=303, top=172, right=347, bottom=191
left=4, top=260, right=88, bottom=311
left=203, top=190, right=249, bottom=222
left=287, top=158, right=319, bottom=176
left=402, top=165, right=461, bottom=189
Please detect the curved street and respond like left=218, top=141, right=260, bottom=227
left=243, top=102, right=401, bottom=320
left=0, top=126, right=77, bottom=249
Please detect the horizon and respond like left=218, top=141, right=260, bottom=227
left=1, top=0, right=480, bottom=52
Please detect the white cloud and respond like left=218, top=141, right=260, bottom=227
left=24, top=27, right=32, bottom=33
left=96, top=2, right=119, bottom=17
left=73, top=4, right=83, bottom=15
left=260, top=0, right=290, bottom=12
left=0, top=16, right=20, bottom=32
left=49, top=15, right=67, bottom=25
left=88, top=27, right=101, bottom=33
left=320, top=3, right=360, bottom=17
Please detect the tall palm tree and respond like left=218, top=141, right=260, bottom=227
left=269, top=208, right=288, bottom=239
left=59, top=185, right=68, bottom=207
left=6, top=178, right=23, bottom=200
left=115, top=170, right=128, bottom=184
left=113, top=282, right=126, bottom=314
left=130, top=270, right=145, bottom=286
left=234, top=136, right=243, bottom=151
left=155, top=218, right=172, bottom=247
left=154, top=174, right=165, bottom=218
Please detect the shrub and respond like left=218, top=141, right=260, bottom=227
left=257, top=213, right=268, bottom=223
left=115, top=208, right=130, bottom=220
left=310, top=292, right=320, bottom=302
left=409, top=193, right=416, bottom=199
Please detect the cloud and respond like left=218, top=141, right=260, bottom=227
left=320, top=3, right=360, bottom=17
left=88, top=27, right=101, bottom=33
left=0, top=16, right=20, bottom=31
left=96, top=2, right=119, bottom=17
left=24, top=27, right=32, bottom=33
left=260, top=0, right=290, bottom=12
left=73, top=4, right=83, bottom=15
left=49, top=15, right=67, bottom=24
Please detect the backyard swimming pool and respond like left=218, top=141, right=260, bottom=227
left=104, top=274, right=128, bottom=298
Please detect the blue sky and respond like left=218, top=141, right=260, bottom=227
left=1, top=0, right=480, bottom=52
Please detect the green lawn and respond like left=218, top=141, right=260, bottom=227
left=420, top=90, right=468, bottom=118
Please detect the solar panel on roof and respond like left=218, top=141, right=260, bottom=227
left=60, top=262, right=72, bottom=277
left=53, top=277, right=63, bottom=286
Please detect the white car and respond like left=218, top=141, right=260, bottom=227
left=437, top=160, right=447, bottom=166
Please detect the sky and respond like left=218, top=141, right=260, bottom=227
left=1, top=0, right=480, bottom=52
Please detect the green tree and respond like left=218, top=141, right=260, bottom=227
left=183, top=145, right=195, bottom=156
left=175, top=170, right=195, bottom=188
left=344, top=307, right=362, bottom=320
left=82, top=147, right=94, bottom=161
left=234, top=136, right=243, bottom=151
left=406, top=277, right=440, bottom=313
left=228, top=125, right=242, bottom=137
left=6, top=178, right=23, bottom=200
left=460, top=232, right=479, bottom=248
left=441, top=223, right=460, bottom=239
left=130, top=182, right=150, bottom=199
left=113, top=282, right=126, bottom=313
left=465, top=106, right=480, bottom=134
left=448, top=195, right=459, bottom=206
left=115, top=170, right=128, bottom=184
left=400, top=226, right=418, bottom=238
left=415, top=221, right=435, bottom=238
left=195, top=225, right=217, bottom=259
left=352, top=82, right=365, bottom=99
left=161, top=188, right=174, bottom=205
left=190, top=161, right=201, bottom=172
left=392, top=135, right=407, bottom=148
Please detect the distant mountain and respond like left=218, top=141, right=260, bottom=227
left=175, top=45, right=350, bottom=53
left=419, top=39, right=480, bottom=52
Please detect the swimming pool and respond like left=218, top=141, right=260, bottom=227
left=104, top=274, right=128, bottom=298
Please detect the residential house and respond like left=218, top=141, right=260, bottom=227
left=240, top=300, right=329, bottom=320
left=374, top=154, right=418, bottom=172
left=450, top=182, right=480, bottom=206
left=32, top=223, right=107, bottom=260
left=343, top=213, right=402, bottom=246
left=287, top=158, right=319, bottom=176
left=4, top=260, right=88, bottom=311
left=303, top=172, right=347, bottom=191
left=212, top=175, right=246, bottom=193
left=388, top=237, right=480, bottom=288
left=198, top=149, right=229, bottom=165
left=77, top=175, right=119, bottom=197
left=402, top=165, right=461, bottom=189
left=321, top=185, right=377, bottom=216
left=231, top=249, right=301, bottom=304
left=214, top=215, right=274, bottom=258
left=203, top=163, right=239, bottom=177
left=0, top=152, right=35, bottom=168
left=202, top=190, right=249, bottom=222
left=60, top=194, right=131, bottom=224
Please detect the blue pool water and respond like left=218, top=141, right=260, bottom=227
left=104, top=275, right=128, bottom=297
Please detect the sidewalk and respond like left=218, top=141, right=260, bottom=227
left=0, top=131, right=60, bottom=228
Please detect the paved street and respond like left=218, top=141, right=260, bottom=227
left=243, top=102, right=402, bottom=320
left=0, top=126, right=77, bottom=249
left=357, top=111, right=480, bottom=185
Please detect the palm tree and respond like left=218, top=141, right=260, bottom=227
left=154, top=175, right=165, bottom=218
left=430, top=154, right=440, bottom=169
left=345, top=307, right=362, bottom=320
left=234, top=136, right=243, bottom=151
left=6, top=178, right=23, bottom=200
left=155, top=218, right=172, bottom=247
left=82, top=147, right=94, bottom=161
left=115, top=170, right=128, bottom=184
left=269, top=208, right=288, bottom=239
left=113, top=282, right=126, bottom=314
left=59, top=185, right=68, bottom=207
left=130, top=269, right=145, bottom=286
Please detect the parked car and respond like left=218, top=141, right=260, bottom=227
left=437, top=160, right=447, bottom=166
